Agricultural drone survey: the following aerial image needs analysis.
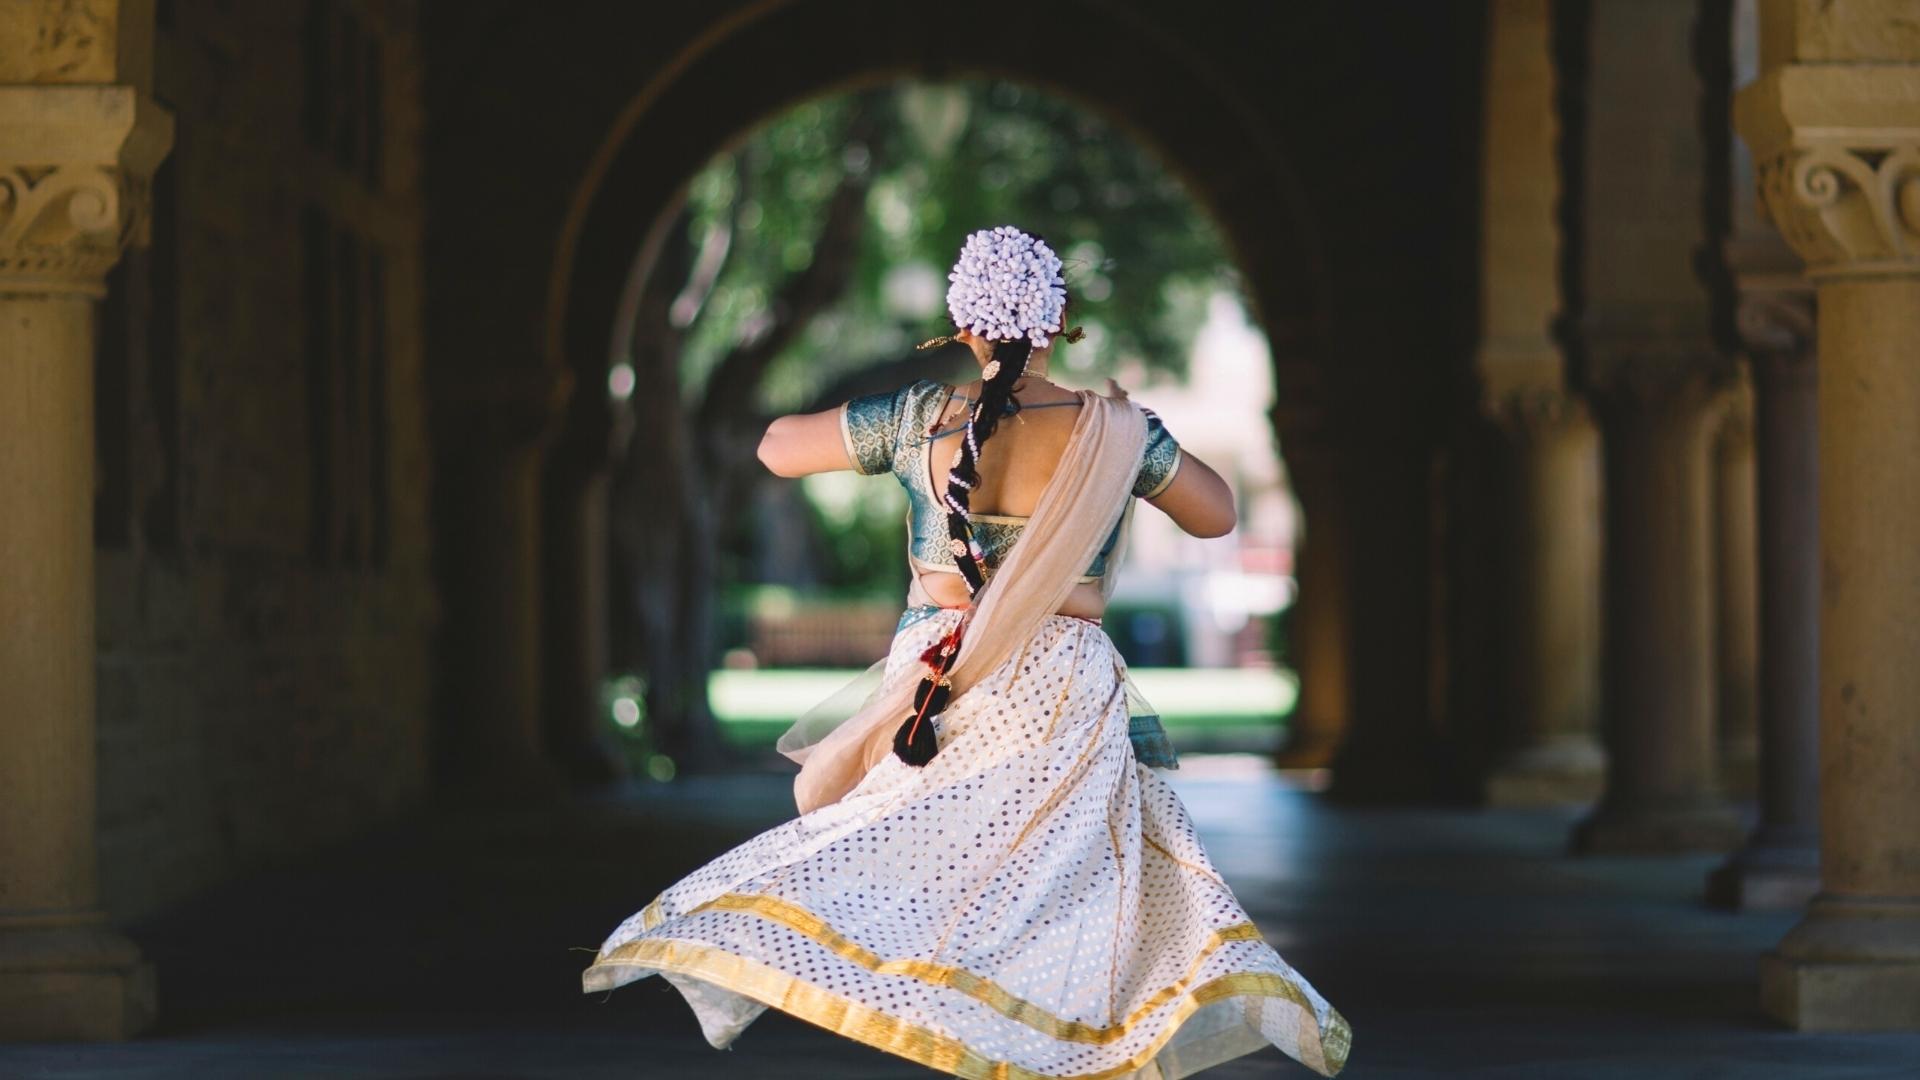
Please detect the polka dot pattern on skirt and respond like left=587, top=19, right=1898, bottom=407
left=583, top=609, right=1350, bottom=1078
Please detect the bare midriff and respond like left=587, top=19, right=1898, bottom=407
left=916, top=573, right=1109, bottom=621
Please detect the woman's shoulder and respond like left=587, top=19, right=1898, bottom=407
left=1131, top=402, right=1182, bottom=499
left=903, top=376, right=952, bottom=401
left=842, top=378, right=953, bottom=476
left=845, top=377, right=946, bottom=417
left=900, top=378, right=959, bottom=425
left=850, top=377, right=949, bottom=408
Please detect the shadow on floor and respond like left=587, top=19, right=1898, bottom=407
left=3, top=758, right=1917, bottom=1078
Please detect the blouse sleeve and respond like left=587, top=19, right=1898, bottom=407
left=1132, top=408, right=1184, bottom=498
left=839, top=383, right=912, bottom=476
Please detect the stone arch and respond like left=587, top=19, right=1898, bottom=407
left=543, top=0, right=1331, bottom=429
left=527, top=0, right=1360, bottom=781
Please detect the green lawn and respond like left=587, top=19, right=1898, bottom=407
left=709, top=667, right=1296, bottom=750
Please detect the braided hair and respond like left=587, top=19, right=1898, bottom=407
left=943, top=333, right=1037, bottom=595
left=890, top=225, right=1073, bottom=767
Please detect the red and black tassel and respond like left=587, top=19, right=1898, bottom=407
left=893, top=674, right=950, bottom=766
left=894, top=621, right=965, bottom=766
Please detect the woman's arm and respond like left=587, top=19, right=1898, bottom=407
left=1108, top=380, right=1235, bottom=539
left=756, top=405, right=856, bottom=478
left=1146, top=449, right=1237, bottom=538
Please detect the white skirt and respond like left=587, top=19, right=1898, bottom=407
left=582, top=608, right=1351, bottom=1078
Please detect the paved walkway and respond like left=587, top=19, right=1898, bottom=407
left=4, top=757, right=1917, bottom=1078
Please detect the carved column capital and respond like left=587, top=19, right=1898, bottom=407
left=1487, top=386, right=1592, bottom=447
left=1754, top=143, right=1920, bottom=279
left=1735, top=273, right=1820, bottom=398
left=1581, top=323, right=1734, bottom=404
left=1583, top=352, right=1730, bottom=430
left=1737, top=66, right=1920, bottom=281
left=0, top=162, right=146, bottom=295
left=1736, top=274, right=1817, bottom=357
left=0, top=86, right=173, bottom=298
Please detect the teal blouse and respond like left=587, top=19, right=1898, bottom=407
left=838, top=378, right=1183, bottom=582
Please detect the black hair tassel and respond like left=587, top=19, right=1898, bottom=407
left=894, top=620, right=965, bottom=766
left=893, top=674, right=950, bottom=766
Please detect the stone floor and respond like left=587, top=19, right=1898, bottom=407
left=4, top=756, right=1918, bottom=1079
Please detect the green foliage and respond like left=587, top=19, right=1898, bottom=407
left=676, top=79, right=1240, bottom=417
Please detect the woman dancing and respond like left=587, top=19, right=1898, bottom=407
left=582, top=225, right=1350, bottom=1078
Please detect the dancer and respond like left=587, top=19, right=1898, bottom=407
left=582, top=225, right=1350, bottom=1078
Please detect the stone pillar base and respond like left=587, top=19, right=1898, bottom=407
left=1707, top=861, right=1820, bottom=912
left=1570, top=798, right=1747, bottom=854
left=1760, top=895, right=1920, bottom=1030
left=1484, top=735, right=1606, bottom=806
left=0, top=920, right=156, bottom=1041
left=1758, top=895, right=1920, bottom=1030
left=1705, top=824, right=1821, bottom=911
left=1762, top=953, right=1920, bottom=1029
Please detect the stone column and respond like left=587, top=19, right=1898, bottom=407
left=1737, top=0, right=1920, bottom=1027
left=1569, top=0, right=1745, bottom=853
left=430, top=365, right=573, bottom=799
left=1711, top=372, right=1761, bottom=799
left=542, top=414, right=628, bottom=784
left=1705, top=0, right=1822, bottom=910
left=1484, top=392, right=1606, bottom=805
left=1273, top=441, right=1352, bottom=769
left=1706, top=278, right=1821, bottom=911
left=1575, top=369, right=1745, bottom=852
left=0, top=48, right=174, bottom=1038
left=1326, top=430, right=1447, bottom=802
left=1575, top=372, right=1740, bottom=854
left=1471, top=0, right=1605, bottom=806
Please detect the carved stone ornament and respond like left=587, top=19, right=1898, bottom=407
left=1734, top=274, right=1817, bottom=360
left=1492, top=386, right=1590, bottom=446
left=0, top=86, right=173, bottom=297
left=0, top=163, right=145, bottom=295
left=1755, top=142, right=1920, bottom=279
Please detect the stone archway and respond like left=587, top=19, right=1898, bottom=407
left=539, top=0, right=1342, bottom=776
left=546, top=0, right=1329, bottom=394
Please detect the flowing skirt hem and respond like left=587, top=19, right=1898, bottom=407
left=583, top=939, right=1351, bottom=1079
left=582, top=611, right=1350, bottom=1077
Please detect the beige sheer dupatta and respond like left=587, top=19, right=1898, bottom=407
left=780, top=386, right=1149, bottom=816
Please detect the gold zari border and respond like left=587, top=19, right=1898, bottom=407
left=1141, top=831, right=1228, bottom=888
left=593, top=934, right=1349, bottom=1079
left=590, top=889, right=1349, bottom=1073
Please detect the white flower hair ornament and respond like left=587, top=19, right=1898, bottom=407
left=944, top=225, right=1069, bottom=349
